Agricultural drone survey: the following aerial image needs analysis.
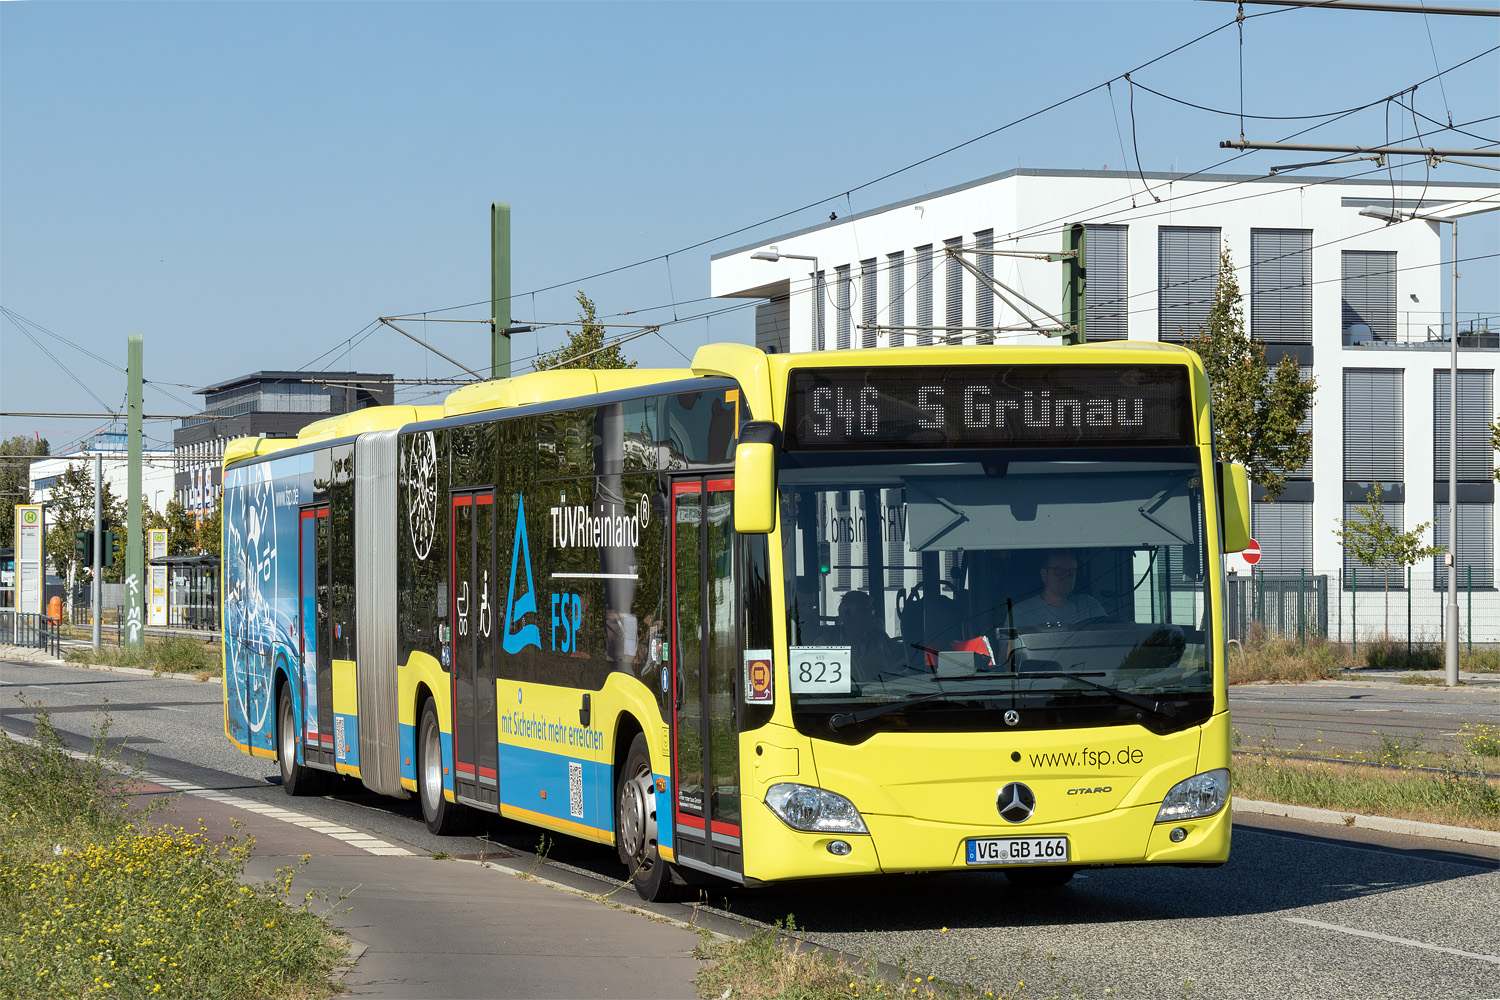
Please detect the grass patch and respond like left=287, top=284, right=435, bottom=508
left=64, top=634, right=219, bottom=677
left=694, top=919, right=1007, bottom=1000
left=1228, top=627, right=1346, bottom=684
left=1233, top=753, right=1500, bottom=831
left=1230, top=626, right=1500, bottom=683
left=0, top=702, right=345, bottom=999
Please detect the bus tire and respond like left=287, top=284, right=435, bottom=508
left=277, top=685, right=325, bottom=797
left=1003, top=866, right=1076, bottom=888
left=418, top=699, right=471, bottom=836
left=616, top=733, right=683, bottom=902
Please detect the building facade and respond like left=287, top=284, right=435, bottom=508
left=29, top=432, right=175, bottom=514
left=711, top=168, right=1499, bottom=643
left=174, top=371, right=393, bottom=517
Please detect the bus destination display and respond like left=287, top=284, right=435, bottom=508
left=784, top=366, right=1193, bottom=450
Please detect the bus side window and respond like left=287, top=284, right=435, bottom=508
left=664, top=389, right=735, bottom=469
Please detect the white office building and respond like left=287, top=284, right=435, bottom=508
left=711, top=168, right=1499, bottom=644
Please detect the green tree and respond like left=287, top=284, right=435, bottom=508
left=155, top=498, right=202, bottom=556
left=1185, top=246, right=1317, bottom=500
left=533, top=291, right=638, bottom=372
left=0, top=435, right=49, bottom=550
left=41, top=463, right=126, bottom=612
left=197, top=495, right=222, bottom=557
left=1333, top=482, right=1444, bottom=636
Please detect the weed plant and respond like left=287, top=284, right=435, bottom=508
left=1460, top=723, right=1500, bottom=758
left=0, top=703, right=344, bottom=999
left=65, top=634, right=218, bottom=677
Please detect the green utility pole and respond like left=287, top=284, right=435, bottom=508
left=491, top=202, right=511, bottom=379
left=126, top=334, right=144, bottom=647
left=1061, top=223, right=1086, bottom=345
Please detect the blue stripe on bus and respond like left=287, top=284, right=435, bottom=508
left=399, top=722, right=416, bottom=783
left=497, top=743, right=612, bottom=833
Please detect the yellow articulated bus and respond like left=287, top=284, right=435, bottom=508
left=222, top=341, right=1250, bottom=900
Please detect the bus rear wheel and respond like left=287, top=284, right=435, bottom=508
left=1004, top=865, right=1076, bottom=888
left=419, top=699, right=472, bottom=836
left=616, top=733, right=683, bottom=902
left=277, top=685, right=325, bottom=797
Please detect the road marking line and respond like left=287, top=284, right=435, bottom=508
left=1285, top=917, right=1500, bottom=965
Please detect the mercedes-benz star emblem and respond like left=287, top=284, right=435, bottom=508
left=1004, top=709, right=1020, bottom=727
left=996, top=782, right=1036, bottom=823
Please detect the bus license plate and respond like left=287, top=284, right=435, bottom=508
left=966, top=836, right=1069, bottom=866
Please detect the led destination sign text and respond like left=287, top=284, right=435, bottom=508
left=785, top=366, right=1193, bottom=450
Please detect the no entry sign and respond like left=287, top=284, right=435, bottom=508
left=1242, top=538, right=1262, bottom=565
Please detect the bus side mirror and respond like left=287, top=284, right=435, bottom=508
left=1219, top=462, right=1251, bottom=553
left=734, top=421, right=781, bottom=535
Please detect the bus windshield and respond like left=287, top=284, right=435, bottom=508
left=779, top=450, right=1214, bottom=741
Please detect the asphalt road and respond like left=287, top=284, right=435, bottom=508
left=1228, top=677, right=1500, bottom=759
left=4, top=657, right=1497, bottom=1000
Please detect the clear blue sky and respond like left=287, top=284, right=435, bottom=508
left=3, top=1, right=1496, bottom=453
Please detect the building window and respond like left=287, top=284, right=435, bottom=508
left=861, top=258, right=877, bottom=349
left=887, top=251, right=905, bottom=348
left=814, top=271, right=826, bottom=351
left=1342, top=250, right=1396, bottom=344
left=1250, top=500, right=1312, bottom=577
left=1343, top=369, right=1403, bottom=482
left=1158, top=226, right=1221, bottom=342
left=1343, top=368, right=1404, bottom=591
left=975, top=229, right=994, bottom=345
left=1267, top=365, right=1315, bottom=479
left=1085, top=225, right=1127, bottom=341
left=835, top=264, right=852, bottom=350
left=1251, top=229, right=1312, bottom=343
left=1434, top=369, right=1496, bottom=481
left=1433, top=504, right=1494, bottom=590
left=944, top=237, right=964, bottom=343
left=916, top=245, right=934, bottom=346
left=755, top=297, right=790, bottom=355
left=1434, top=369, right=1495, bottom=590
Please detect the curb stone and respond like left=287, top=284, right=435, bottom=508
left=1234, top=797, right=1500, bottom=848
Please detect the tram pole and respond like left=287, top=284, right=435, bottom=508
left=491, top=202, right=511, bottom=380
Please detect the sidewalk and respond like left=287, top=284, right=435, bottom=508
left=135, top=778, right=709, bottom=999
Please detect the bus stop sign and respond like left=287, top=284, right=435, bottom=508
left=1243, top=538, right=1262, bottom=565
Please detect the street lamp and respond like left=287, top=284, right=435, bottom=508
left=753, top=247, right=821, bottom=350
left=1358, top=205, right=1460, bottom=686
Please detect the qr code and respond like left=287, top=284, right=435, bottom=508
left=569, top=761, right=583, bottom=818
left=334, top=716, right=346, bottom=761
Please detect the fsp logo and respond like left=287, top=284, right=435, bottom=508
left=502, top=494, right=541, bottom=654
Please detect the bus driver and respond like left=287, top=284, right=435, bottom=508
left=1012, top=551, right=1107, bottom=630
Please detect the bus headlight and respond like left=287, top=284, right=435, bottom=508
left=765, top=783, right=869, bottom=834
left=1155, top=769, right=1229, bottom=822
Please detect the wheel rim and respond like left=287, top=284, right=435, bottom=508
left=618, top=759, right=658, bottom=874
left=421, top=716, right=443, bottom=815
left=278, top=695, right=295, bottom=778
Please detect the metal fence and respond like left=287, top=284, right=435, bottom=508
left=0, top=610, right=62, bottom=658
left=1226, top=565, right=1494, bottom=651
left=1227, top=573, right=1329, bottom=644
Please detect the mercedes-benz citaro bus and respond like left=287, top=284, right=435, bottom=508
left=221, top=341, right=1250, bottom=901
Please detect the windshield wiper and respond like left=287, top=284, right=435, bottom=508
left=1017, top=671, right=1178, bottom=721
left=829, top=693, right=948, bottom=732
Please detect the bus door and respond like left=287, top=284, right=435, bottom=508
left=669, top=477, right=743, bottom=878
left=450, top=490, right=499, bottom=808
left=298, top=505, right=335, bottom=767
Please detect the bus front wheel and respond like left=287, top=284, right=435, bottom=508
left=419, top=700, right=471, bottom=836
left=616, top=733, right=683, bottom=902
